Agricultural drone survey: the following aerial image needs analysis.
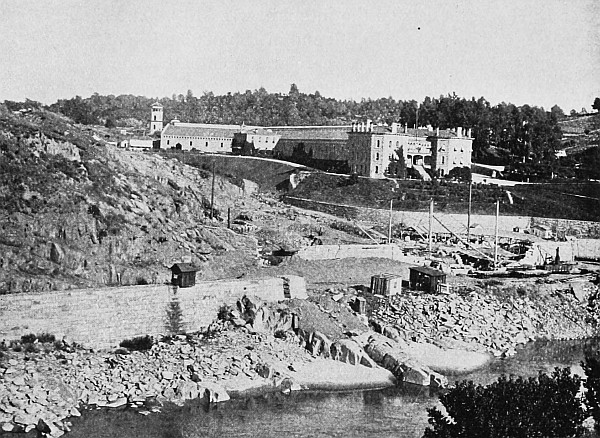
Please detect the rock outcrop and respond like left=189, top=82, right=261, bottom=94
left=362, top=333, right=447, bottom=387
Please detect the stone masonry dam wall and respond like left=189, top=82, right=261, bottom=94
left=0, top=276, right=307, bottom=348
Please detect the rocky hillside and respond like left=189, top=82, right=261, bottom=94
left=0, top=106, right=268, bottom=293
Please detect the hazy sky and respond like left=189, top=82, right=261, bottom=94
left=1, top=0, right=599, bottom=111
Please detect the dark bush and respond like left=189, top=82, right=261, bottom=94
left=119, top=335, right=154, bottom=351
left=23, top=343, right=39, bottom=353
left=583, top=352, right=600, bottom=434
left=274, top=329, right=288, bottom=340
left=20, top=333, right=37, bottom=344
left=37, top=333, right=56, bottom=343
left=217, top=304, right=232, bottom=321
left=424, top=368, right=585, bottom=438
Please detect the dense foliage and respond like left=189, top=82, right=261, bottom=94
left=44, top=86, right=563, bottom=166
left=424, top=368, right=585, bottom=438
left=583, top=353, right=600, bottom=434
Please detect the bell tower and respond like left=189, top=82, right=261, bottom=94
left=150, top=102, right=163, bottom=133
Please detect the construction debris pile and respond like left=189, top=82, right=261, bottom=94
left=369, top=285, right=597, bottom=358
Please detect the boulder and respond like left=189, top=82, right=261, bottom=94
left=200, top=382, right=230, bottom=403
left=362, top=334, right=447, bottom=388
left=330, top=339, right=365, bottom=366
left=176, top=381, right=200, bottom=400
left=308, top=331, right=331, bottom=358
left=50, top=242, right=65, bottom=264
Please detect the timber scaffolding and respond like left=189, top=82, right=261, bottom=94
left=283, top=196, right=595, bottom=274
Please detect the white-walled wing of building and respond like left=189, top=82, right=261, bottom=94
left=160, top=121, right=257, bottom=153
left=348, top=121, right=473, bottom=178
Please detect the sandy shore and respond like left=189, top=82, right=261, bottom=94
left=404, top=341, right=491, bottom=374
left=292, top=358, right=396, bottom=390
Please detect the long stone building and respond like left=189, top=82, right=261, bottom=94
left=159, top=121, right=243, bottom=152
left=155, top=108, right=473, bottom=179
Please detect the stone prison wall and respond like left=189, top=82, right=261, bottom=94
left=0, top=276, right=307, bottom=349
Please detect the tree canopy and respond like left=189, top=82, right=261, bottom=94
left=45, top=85, right=563, bottom=166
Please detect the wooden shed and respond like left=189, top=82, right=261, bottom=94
left=170, top=263, right=199, bottom=288
left=409, top=266, right=447, bottom=293
left=370, top=274, right=402, bottom=297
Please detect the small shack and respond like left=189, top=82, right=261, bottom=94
left=170, top=263, right=199, bottom=288
left=409, top=266, right=447, bottom=293
left=370, top=274, right=402, bottom=297
left=531, top=224, right=553, bottom=240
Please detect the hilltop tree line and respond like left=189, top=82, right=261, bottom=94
left=40, top=85, right=566, bottom=165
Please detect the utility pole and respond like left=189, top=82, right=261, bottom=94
left=467, top=181, right=472, bottom=245
left=428, top=198, right=433, bottom=255
left=388, top=199, right=393, bottom=243
left=210, top=160, right=215, bottom=220
left=494, top=199, right=499, bottom=270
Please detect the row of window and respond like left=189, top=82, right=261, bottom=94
left=249, top=136, right=277, bottom=143
left=166, top=140, right=225, bottom=148
left=164, top=136, right=229, bottom=141
left=438, top=147, right=465, bottom=152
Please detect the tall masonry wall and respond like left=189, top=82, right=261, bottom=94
left=284, top=196, right=600, bottom=240
left=298, top=244, right=404, bottom=261
left=0, top=276, right=307, bottom=349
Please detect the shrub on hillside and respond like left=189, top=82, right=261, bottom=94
left=423, top=368, right=585, bottom=438
left=119, top=335, right=154, bottom=351
left=20, top=333, right=37, bottom=344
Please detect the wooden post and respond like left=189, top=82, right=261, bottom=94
left=428, top=198, right=433, bottom=255
left=227, top=207, right=231, bottom=229
left=388, top=199, right=393, bottom=243
left=494, top=200, right=499, bottom=270
left=210, top=160, right=215, bottom=219
left=467, top=181, right=472, bottom=244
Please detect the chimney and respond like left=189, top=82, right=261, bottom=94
left=456, top=127, right=462, bottom=138
left=404, top=123, right=408, bottom=133
left=436, top=127, right=439, bottom=136
left=367, top=119, right=373, bottom=132
left=391, top=123, right=398, bottom=134
left=467, top=128, right=472, bottom=138
left=360, top=122, right=365, bottom=132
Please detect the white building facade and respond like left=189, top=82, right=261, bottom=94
left=348, top=120, right=473, bottom=179
left=160, top=121, right=248, bottom=153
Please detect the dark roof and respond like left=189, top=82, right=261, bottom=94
left=409, top=266, right=446, bottom=277
left=365, top=126, right=460, bottom=139
left=372, top=273, right=401, bottom=279
left=170, top=263, right=200, bottom=273
left=163, top=123, right=242, bottom=138
left=267, top=125, right=351, bottom=141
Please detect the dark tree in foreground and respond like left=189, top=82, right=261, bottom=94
left=583, top=352, right=600, bottom=434
left=593, top=97, right=600, bottom=113
left=423, top=368, right=585, bottom=438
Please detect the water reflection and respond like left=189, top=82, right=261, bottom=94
left=67, top=338, right=600, bottom=438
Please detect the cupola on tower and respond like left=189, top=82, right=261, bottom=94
left=150, top=102, right=163, bottom=133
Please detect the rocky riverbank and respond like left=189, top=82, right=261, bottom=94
left=2, top=278, right=599, bottom=437
left=0, top=321, right=319, bottom=437
left=368, top=278, right=600, bottom=359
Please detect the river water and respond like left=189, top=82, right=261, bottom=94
left=67, top=338, right=600, bottom=438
